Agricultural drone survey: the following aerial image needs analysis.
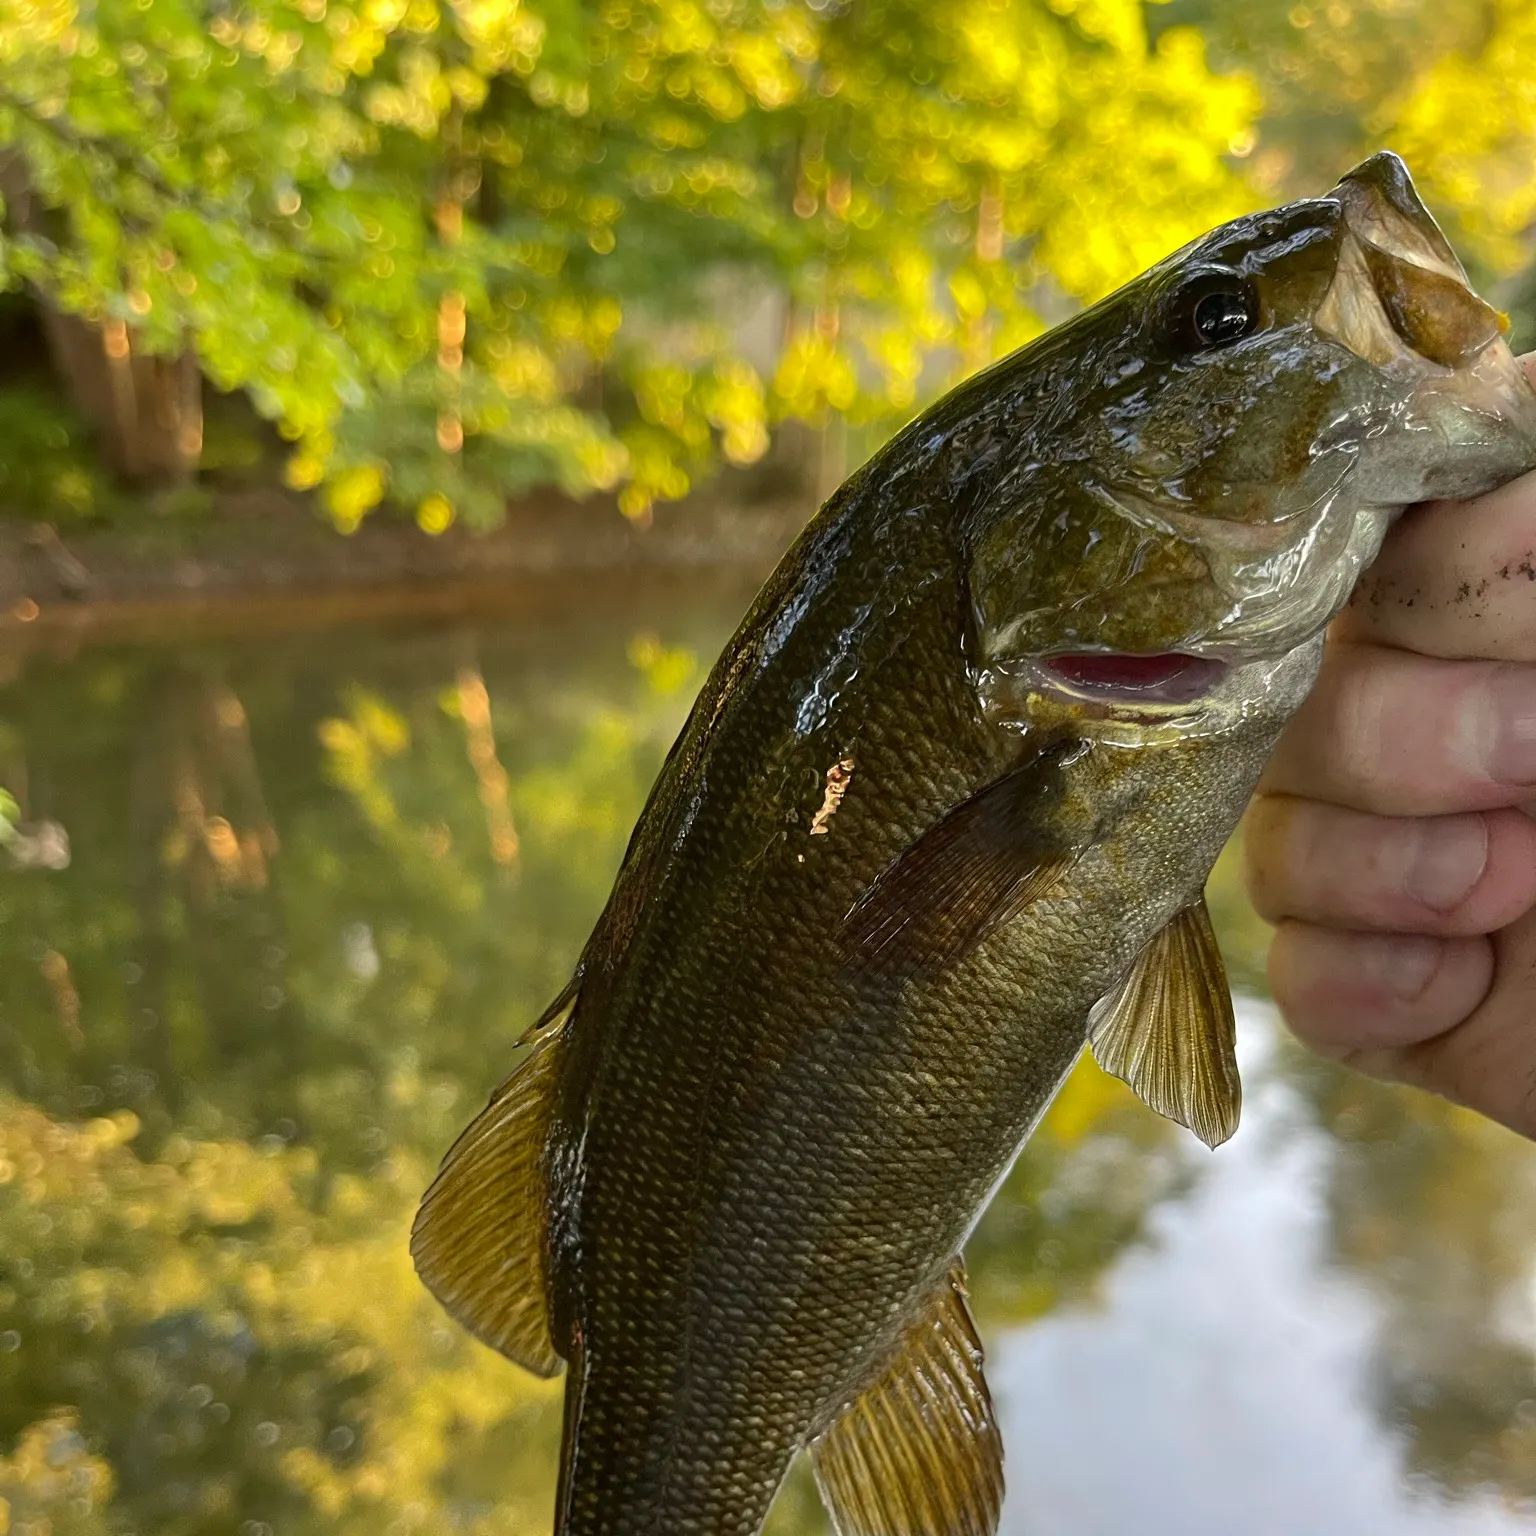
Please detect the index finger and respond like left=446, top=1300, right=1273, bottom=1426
left=1338, top=355, right=1536, bottom=661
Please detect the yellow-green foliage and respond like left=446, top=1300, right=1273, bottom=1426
left=4, top=0, right=1533, bottom=526
left=0, top=1097, right=563, bottom=1534
left=1167, top=0, right=1536, bottom=288
left=0, top=1411, right=115, bottom=1536
left=1386, top=0, right=1536, bottom=273
left=0, top=0, right=1255, bottom=527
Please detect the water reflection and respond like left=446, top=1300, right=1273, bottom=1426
left=2, top=581, right=1535, bottom=1534
left=995, top=1006, right=1536, bottom=1535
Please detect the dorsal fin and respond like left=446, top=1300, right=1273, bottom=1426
left=1088, top=894, right=1241, bottom=1149
left=810, top=1259, right=1004, bottom=1536
left=409, top=988, right=575, bottom=1377
left=841, top=741, right=1082, bottom=981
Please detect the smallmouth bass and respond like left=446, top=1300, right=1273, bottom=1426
left=413, top=154, right=1536, bottom=1536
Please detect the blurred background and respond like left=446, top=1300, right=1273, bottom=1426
left=2, top=1, right=1536, bottom=1533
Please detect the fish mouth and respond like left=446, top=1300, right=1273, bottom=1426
left=978, top=649, right=1307, bottom=746
left=1038, top=652, right=1228, bottom=709
left=1317, top=152, right=1506, bottom=371
left=1316, top=151, right=1536, bottom=502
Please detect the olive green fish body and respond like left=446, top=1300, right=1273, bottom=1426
left=413, top=154, right=1536, bottom=1536
left=545, top=492, right=989, bottom=1530
left=542, top=421, right=1318, bottom=1532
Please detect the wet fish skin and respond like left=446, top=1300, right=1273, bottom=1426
left=413, top=153, right=1536, bottom=1536
left=543, top=547, right=1311, bottom=1536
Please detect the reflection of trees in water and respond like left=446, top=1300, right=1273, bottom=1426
left=965, top=1062, right=1192, bottom=1330
left=0, top=604, right=1206, bottom=1533
left=0, top=1096, right=563, bottom=1535
left=0, top=612, right=707, bottom=1533
left=14, top=606, right=1535, bottom=1528
left=4, top=656, right=289, bottom=1134
left=0, top=615, right=703, bottom=1161
left=1286, top=1047, right=1536, bottom=1510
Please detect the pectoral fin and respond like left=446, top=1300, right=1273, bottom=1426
left=409, top=989, right=574, bottom=1377
left=1088, top=895, right=1240, bottom=1149
left=810, top=1259, right=1004, bottom=1536
left=842, top=741, right=1082, bottom=980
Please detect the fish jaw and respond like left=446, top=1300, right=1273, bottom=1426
left=968, top=152, right=1536, bottom=704
left=1314, top=150, right=1536, bottom=507
left=1334, top=151, right=1468, bottom=282
left=1318, top=148, right=1487, bottom=367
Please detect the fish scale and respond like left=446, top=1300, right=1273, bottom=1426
left=411, top=153, right=1536, bottom=1536
left=552, top=529, right=1257, bottom=1533
left=559, top=528, right=980, bottom=1532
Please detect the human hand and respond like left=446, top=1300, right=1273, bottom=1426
left=1245, top=356, right=1536, bottom=1138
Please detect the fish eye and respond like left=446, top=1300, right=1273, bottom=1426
left=1169, top=272, right=1261, bottom=353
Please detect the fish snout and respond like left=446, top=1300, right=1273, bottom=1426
left=1316, top=150, right=1506, bottom=371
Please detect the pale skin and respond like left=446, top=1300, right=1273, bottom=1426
left=1245, top=354, right=1536, bottom=1141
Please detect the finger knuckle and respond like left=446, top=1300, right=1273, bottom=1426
left=1327, top=652, right=1394, bottom=799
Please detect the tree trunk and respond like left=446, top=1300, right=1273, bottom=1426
left=38, top=306, right=203, bottom=485
left=0, top=149, right=203, bottom=486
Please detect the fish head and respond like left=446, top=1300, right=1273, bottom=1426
left=967, top=151, right=1536, bottom=742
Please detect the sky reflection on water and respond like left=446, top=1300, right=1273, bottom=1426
left=995, top=1002, right=1536, bottom=1536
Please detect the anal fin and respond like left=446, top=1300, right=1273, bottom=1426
left=810, top=1259, right=1003, bottom=1536
left=1088, top=893, right=1240, bottom=1149
left=409, top=991, right=574, bottom=1377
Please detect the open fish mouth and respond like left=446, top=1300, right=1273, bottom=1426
left=1038, top=652, right=1228, bottom=708
left=1318, top=153, right=1506, bottom=374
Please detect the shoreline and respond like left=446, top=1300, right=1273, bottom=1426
left=0, top=483, right=808, bottom=650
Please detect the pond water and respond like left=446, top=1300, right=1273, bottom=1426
left=3, top=569, right=1536, bottom=1536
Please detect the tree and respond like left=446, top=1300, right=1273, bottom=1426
left=0, top=0, right=1255, bottom=529
left=1159, top=0, right=1536, bottom=340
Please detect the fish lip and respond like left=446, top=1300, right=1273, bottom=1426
left=1099, top=461, right=1358, bottom=556
left=1319, top=153, right=1507, bottom=372
left=1332, top=151, right=1466, bottom=281
left=979, top=649, right=1313, bottom=747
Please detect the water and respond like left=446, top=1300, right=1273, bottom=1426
left=3, top=571, right=1536, bottom=1535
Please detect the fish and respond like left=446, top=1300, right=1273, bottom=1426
left=412, top=152, right=1536, bottom=1536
